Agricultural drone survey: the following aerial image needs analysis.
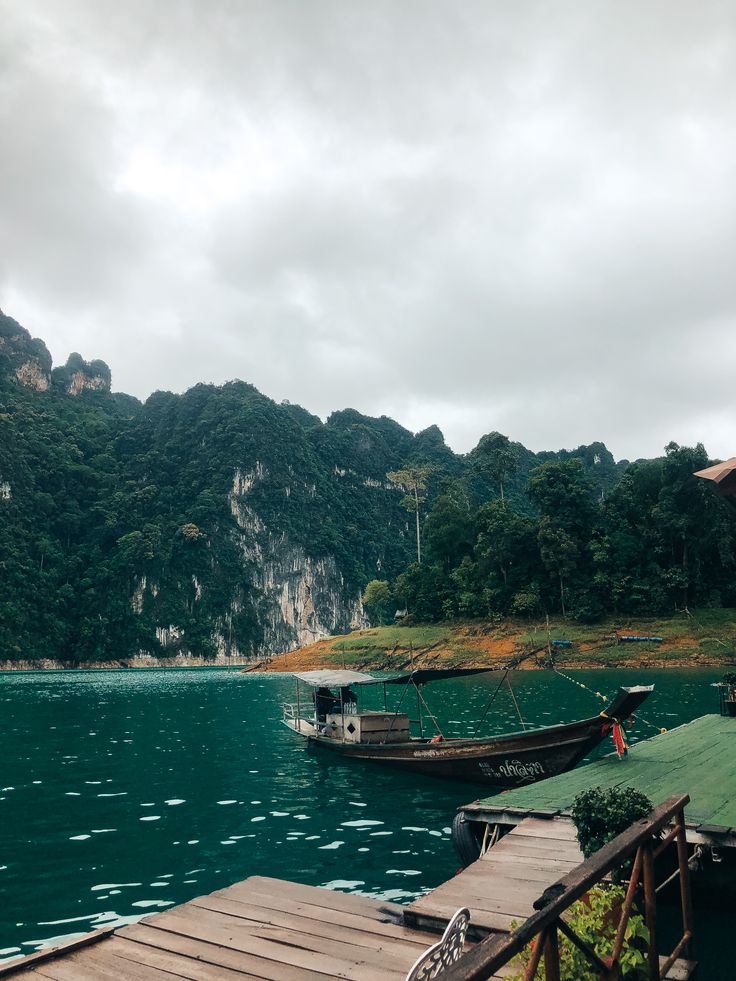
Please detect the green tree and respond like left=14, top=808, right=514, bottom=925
left=387, top=465, right=433, bottom=564
left=472, top=431, right=519, bottom=502
left=528, top=460, right=596, bottom=617
left=361, top=579, right=392, bottom=624
left=424, top=489, right=474, bottom=571
left=475, top=500, right=538, bottom=592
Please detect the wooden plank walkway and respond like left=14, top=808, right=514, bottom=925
left=405, top=815, right=694, bottom=980
left=0, top=876, right=464, bottom=981
left=461, top=714, right=736, bottom=841
left=405, top=817, right=582, bottom=938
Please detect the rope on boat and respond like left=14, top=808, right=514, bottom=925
left=470, top=668, right=527, bottom=736
left=505, top=673, right=527, bottom=730
left=550, top=665, right=609, bottom=704
left=382, top=681, right=411, bottom=743
left=414, top=682, right=444, bottom=739
left=471, top=669, right=509, bottom=738
left=551, top=665, right=667, bottom=734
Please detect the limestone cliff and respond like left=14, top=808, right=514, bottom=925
left=228, top=466, right=367, bottom=654
left=0, top=310, right=110, bottom=395
left=52, top=353, right=112, bottom=394
left=0, top=310, right=52, bottom=390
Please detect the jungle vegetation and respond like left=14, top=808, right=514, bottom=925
left=2, top=309, right=735, bottom=662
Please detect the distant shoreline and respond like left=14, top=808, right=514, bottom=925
left=5, top=611, right=736, bottom=672
left=0, top=657, right=255, bottom=672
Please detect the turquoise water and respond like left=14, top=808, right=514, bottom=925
left=0, top=667, right=727, bottom=965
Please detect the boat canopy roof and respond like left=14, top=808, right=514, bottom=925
left=293, top=667, right=496, bottom=688
left=293, top=670, right=378, bottom=688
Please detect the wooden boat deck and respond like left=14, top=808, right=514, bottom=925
left=1, top=875, right=485, bottom=981
left=405, top=816, right=583, bottom=937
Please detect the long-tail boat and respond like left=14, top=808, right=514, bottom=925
left=282, top=668, right=653, bottom=786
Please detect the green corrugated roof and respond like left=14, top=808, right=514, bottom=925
left=472, top=714, right=736, bottom=828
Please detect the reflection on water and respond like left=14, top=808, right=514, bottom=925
left=0, top=666, right=726, bottom=962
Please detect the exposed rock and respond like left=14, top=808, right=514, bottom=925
left=0, top=654, right=250, bottom=670
left=0, top=481, right=10, bottom=500
left=233, top=463, right=267, bottom=494
left=15, top=360, right=50, bottom=391
left=0, top=311, right=53, bottom=388
left=228, top=468, right=368, bottom=654
left=156, top=624, right=183, bottom=649
left=67, top=370, right=108, bottom=395
left=131, top=576, right=147, bottom=614
left=52, top=353, right=112, bottom=395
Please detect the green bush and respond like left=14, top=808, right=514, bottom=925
left=571, top=786, right=653, bottom=859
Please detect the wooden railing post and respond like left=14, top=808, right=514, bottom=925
left=641, top=841, right=658, bottom=981
left=542, top=925, right=561, bottom=981
left=675, top=809, right=694, bottom=958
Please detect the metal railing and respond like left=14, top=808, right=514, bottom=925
left=282, top=702, right=303, bottom=722
left=441, top=794, right=693, bottom=981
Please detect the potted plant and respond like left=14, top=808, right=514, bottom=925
left=571, top=786, right=653, bottom=859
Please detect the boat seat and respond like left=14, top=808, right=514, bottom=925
left=404, top=907, right=470, bottom=980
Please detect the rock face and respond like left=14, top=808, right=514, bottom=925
left=1, top=311, right=110, bottom=395
left=67, top=370, right=109, bottom=395
left=0, top=310, right=52, bottom=390
left=52, top=354, right=112, bottom=394
left=229, top=467, right=367, bottom=654
left=15, top=360, right=50, bottom=391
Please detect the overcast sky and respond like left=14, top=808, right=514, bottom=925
left=2, top=1, right=735, bottom=461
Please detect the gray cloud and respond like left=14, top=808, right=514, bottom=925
left=1, top=0, right=735, bottom=461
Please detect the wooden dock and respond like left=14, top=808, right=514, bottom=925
left=459, top=714, right=736, bottom=849
left=2, top=817, right=696, bottom=980
left=0, top=876, right=457, bottom=981
left=405, top=816, right=582, bottom=938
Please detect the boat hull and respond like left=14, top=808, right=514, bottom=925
left=284, top=715, right=613, bottom=786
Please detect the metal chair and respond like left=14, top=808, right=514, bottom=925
left=404, top=907, right=470, bottom=980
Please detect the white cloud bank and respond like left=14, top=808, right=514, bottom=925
left=1, top=0, right=735, bottom=460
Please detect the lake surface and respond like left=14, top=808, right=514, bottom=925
left=0, top=666, right=727, bottom=965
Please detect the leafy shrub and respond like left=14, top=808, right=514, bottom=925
left=509, top=884, right=649, bottom=980
left=571, top=786, right=653, bottom=859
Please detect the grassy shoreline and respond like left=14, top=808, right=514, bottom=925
left=258, top=609, right=736, bottom=673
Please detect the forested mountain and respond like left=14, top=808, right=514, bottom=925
left=1, top=309, right=734, bottom=664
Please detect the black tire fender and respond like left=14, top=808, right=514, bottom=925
left=451, top=811, right=483, bottom=867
